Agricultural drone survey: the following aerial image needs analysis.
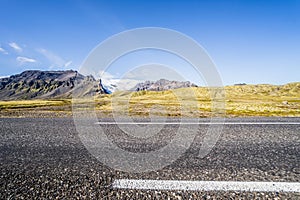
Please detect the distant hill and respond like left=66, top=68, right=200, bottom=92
left=132, top=79, right=197, bottom=91
left=0, top=70, right=108, bottom=100
left=225, top=82, right=300, bottom=97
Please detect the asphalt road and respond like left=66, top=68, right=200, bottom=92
left=0, top=117, right=299, bottom=199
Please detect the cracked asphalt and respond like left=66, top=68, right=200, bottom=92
left=0, top=117, right=299, bottom=199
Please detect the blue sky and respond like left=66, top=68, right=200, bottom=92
left=0, top=0, right=299, bottom=85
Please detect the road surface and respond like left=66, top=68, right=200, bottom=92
left=0, top=117, right=299, bottom=199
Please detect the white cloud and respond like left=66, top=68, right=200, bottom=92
left=37, top=48, right=66, bottom=68
left=112, top=79, right=141, bottom=91
left=98, top=70, right=115, bottom=80
left=97, top=71, right=141, bottom=92
left=16, top=56, right=37, bottom=65
left=64, top=60, right=72, bottom=68
left=9, top=42, right=22, bottom=52
left=79, top=70, right=142, bottom=92
left=0, top=47, right=8, bottom=55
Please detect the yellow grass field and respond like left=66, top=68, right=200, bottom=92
left=1, top=82, right=299, bottom=117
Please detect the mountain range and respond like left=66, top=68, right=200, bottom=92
left=0, top=70, right=198, bottom=100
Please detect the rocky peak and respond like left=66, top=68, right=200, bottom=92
left=133, top=79, right=197, bottom=91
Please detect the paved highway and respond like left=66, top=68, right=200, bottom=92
left=0, top=117, right=299, bottom=199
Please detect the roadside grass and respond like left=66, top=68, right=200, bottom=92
left=0, top=99, right=71, bottom=109
left=1, top=82, right=299, bottom=117
left=95, top=84, right=300, bottom=117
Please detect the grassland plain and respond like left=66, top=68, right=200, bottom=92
left=0, top=82, right=299, bottom=118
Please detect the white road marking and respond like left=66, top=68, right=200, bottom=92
left=113, top=179, right=300, bottom=192
left=96, top=122, right=300, bottom=125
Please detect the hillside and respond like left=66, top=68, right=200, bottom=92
left=0, top=82, right=299, bottom=117
left=94, top=82, right=300, bottom=117
left=0, top=70, right=108, bottom=100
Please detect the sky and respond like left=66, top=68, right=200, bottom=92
left=0, top=0, right=299, bottom=86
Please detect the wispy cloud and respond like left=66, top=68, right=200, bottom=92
left=64, top=60, right=72, bottom=68
left=98, top=70, right=115, bottom=80
left=0, top=47, right=8, bottom=55
left=9, top=42, right=22, bottom=52
left=16, top=56, right=37, bottom=65
left=37, top=48, right=65, bottom=68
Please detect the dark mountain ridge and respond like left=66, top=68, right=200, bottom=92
left=0, top=70, right=107, bottom=100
